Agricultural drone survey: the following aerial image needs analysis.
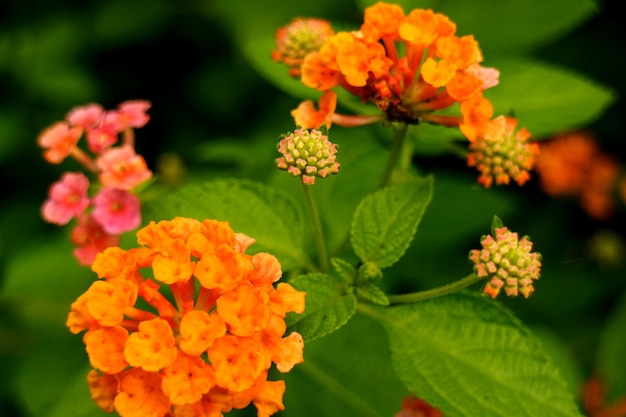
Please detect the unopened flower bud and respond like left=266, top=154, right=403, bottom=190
left=276, top=128, right=340, bottom=184
left=357, top=262, right=383, bottom=284
left=469, top=226, right=542, bottom=298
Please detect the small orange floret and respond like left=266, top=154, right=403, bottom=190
left=162, top=351, right=216, bottom=405
left=364, top=2, right=405, bottom=38
left=271, top=283, right=306, bottom=317
left=459, top=93, right=493, bottom=142
left=114, top=368, right=171, bottom=417
left=217, top=284, right=271, bottom=337
left=291, top=90, right=337, bottom=130
left=273, top=332, right=304, bottom=373
left=179, top=310, right=227, bottom=356
left=86, top=370, right=118, bottom=413
left=399, top=9, right=451, bottom=47
left=37, top=121, right=83, bottom=164
left=208, top=335, right=266, bottom=392
left=124, top=318, right=177, bottom=372
left=446, top=71, right=483, bottom=102
left=84, top=326, right=129, bottom=373
left=152, top=238, right=195, bottom=284
left=253, top=380, right=286, bottom=417
left=300, top=51, right=340, bottom=91
left=84, top=279, right=138, bottom=327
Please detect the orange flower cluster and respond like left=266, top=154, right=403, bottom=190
left=276, top=2, right=500, bottom=135
left=534, top=131, right=622, bottom=220
left=274, top=2, right=538, bottom=187
left=67, top=217, right=306, bottom=417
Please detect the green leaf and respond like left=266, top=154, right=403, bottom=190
left=286, top=273, right=356, bottom=341
left=142, top=178, right=309, bottom=271
left=491, top=215, right=504, bottom=235
left=282, top=313, right=408, bottom=417
left=367, top=292, right=583, bottom=417
left=356, top=0, right=597, bottom=55
left=351, top=176, right=434, bottom=268
left=331, top=257, right=357, bottom=284
left=487, top=58, right=614, bottom=138
left=356, top=284, right=389, bottom=306
left=597, top=290, right=626, bottom=401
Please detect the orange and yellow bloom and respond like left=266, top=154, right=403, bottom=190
left=276, top=1, right=500, bottom=136
left=67, top=217, right=305, bottom=417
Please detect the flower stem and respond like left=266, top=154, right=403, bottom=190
left=386, top=273, right=484, bottom=304
left=302, top=182, right=329, bottom=273
left=377, top=123, right=408, bottom=189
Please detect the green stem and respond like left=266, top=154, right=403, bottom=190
left=302, top=182, right=329, bottom=273
left=377, top=123, right=408, bottom=189
left=386, top=273, right=483, bottom=304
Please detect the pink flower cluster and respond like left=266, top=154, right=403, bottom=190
left=38, top=100, right=153, bottom=265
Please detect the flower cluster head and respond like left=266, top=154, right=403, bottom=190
left=67, top=217, right=306, bottom=417
left=276, top=2, right=501, bottom=135
left=38, top=100, right=153, bottom=265
left=272, top=17, right=334, bottom=77
left=469, top=225, right=542, bottom=298
left=276, top=128, right=340, bottom=184
left=534, top=130, right=622, bottom=220
left=466, top=116, right=539, bottom=188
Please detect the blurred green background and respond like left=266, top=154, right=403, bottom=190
left=1, top=0, right=625, bottom=416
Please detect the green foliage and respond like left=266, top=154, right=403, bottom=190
left=351, top=176, right=434, bottom=268
left=367, top=292, right=584, bottom=417
left=286, top=273, right=357, bottom=341
left=486, top=58, right=614, bottom=138
left=282, top=313, right=408, bottom=417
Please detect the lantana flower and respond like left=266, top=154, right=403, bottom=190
left=41, top=172, right=90, bottom=225
left=91, top=188, right=142, bottom=234
left=71, top=214, right=121, bottom=266
left=37, top=121, right=83, bottom=164
left=38, top=100, right=154, bottom=265
left=96, top=145, right=153, bottom=190
left=67, top=218, right=305, bottom=417
left=275, top=2, right=500, bottom=136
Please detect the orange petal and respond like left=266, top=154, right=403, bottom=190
left=162, top=351, right=216, bottom=405
left=208, top=335, right=266, bottom=392
left=179, top=310, right=227, bottom=356
left=253, top=380, right=286, bottom=417
left=217, top=284, right=271, bottom=337
left=124, top=318, right=177, bottom=371
left=86, top=369, right=119, bottom=413
left=85, top=326, right=129, bottom=373
left=114, top=368, right=170, bottom=417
